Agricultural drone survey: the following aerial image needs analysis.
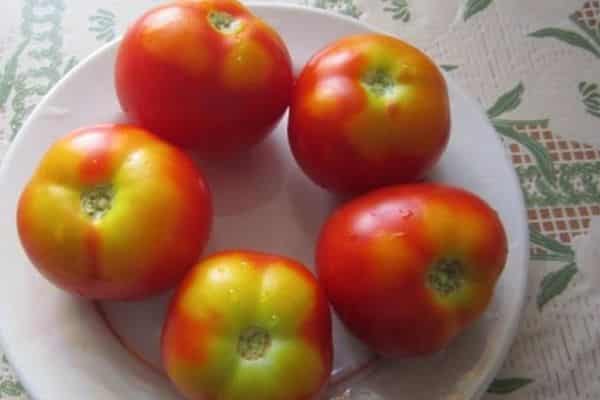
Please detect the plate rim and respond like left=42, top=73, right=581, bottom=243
left=0, top=3, right=529, bottom=400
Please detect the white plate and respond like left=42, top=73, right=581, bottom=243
left=0, top=4, right=528, bottom=400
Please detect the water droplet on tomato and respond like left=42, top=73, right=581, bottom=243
left=228, top=288, right=240, bottom=303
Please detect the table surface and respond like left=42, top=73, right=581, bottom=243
left=0, top=1, right=599, bottom=399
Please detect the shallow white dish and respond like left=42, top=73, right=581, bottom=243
left=0, top=4, right=528, bottom=400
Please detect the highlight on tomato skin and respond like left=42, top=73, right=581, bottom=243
left=288, top=33, right=451, bottom=194
left=161, top=250, right=333, bottom=400
left=16, top=124, right=213, bottom=300
left=316, top=183, right=507, bottom=357
left=115, top=0, right=294, bottom=159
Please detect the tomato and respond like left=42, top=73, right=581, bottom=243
left=115, top=0, right=293, bottom=158
left=162, top=250, right=333, bottom=400
left=16, top=125, right=212, bottom=300
left=288, top=34, right=450, bottom=194
left=316, top=184, right=507, bottom=356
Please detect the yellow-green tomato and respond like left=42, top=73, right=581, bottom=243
left=17, top=124, right=212, bottom=300
left=162, top=250, right=333, bottom=400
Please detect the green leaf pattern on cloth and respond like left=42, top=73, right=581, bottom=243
left=382, top=0, right=411, bottom=22
left=530, top=229, right=575, bottom=259
left=89, top=8, right=116, bottom=43
left=6, top=0, right=77, bottom=139
left=488, top=84, right=558, bottom=190
left=537, top=262, right=578, bottom=310
left=0, top=356, right=24, bottom=399
left=484, top=83, right=589, bottom=313
left=530, top=3, right=600, bottom=60
left=440, top=64, right=459, bottom=72
left=493, top=119, right=557, bottom=187
left=517, top=161, right=600, bottom=207
left=487, top=82, right=600, bottom=211
left=486, top=82, right=524, bottom=119
left=0, top=381, right=24, bottom=397
left=0, top=40, right=29, bottom=111
left=463, top=0, right=494, bottom=21
left=579, top=81, right=600, bottom=118
left=529, top=28, right=600, bottom=58
left=529, top=229, right=578, bottom=309
left=308, top=0, right=362, bottom=18
left=569, top=3, right=600, bottom=49
left=487, top=377, right=534, bottom=394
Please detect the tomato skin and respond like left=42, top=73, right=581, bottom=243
left=115, top=0, right=293, bottom=158
left=16, top=125, right=212, bottom=300
left=288, top=34, right=450, bottom=194
left=162, top=250, right=333, bottom=400
left=316, top=184, right=507, bottom=356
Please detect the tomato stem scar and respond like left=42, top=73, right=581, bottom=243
left=208, top=11, right=243, bottom=34
left=361, top=69, right=395, bottom=97
left=81, top=184, right=114, bottom=220
left=427, top=259, right=464, bottom=295
left=238, top=326, right=271, bottom=360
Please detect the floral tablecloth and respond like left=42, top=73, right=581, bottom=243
left=0, top=0, right=599, bottom=399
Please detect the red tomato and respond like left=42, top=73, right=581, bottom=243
left=288, top=34, right=450, bottom=194
left=162, top=250, right=333, bottom=400
left=316, top=184, right=507, bottom=356
left=17, top=125, right=212, bottom=300
left=115, top=0, right=293, bottom=158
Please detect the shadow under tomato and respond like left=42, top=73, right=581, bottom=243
left=95, top=290, right=174, bottom=375
left=349, top=303, right=500, bottom=400
left=191, top=136, right=286, bottom=218
left=285, top=171, right=350, bottom=244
